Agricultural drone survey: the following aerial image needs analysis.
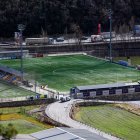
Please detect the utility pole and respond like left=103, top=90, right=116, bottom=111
left=40, top=0, right=46, bottom=34
left=18, top=24, right=25, bottom=81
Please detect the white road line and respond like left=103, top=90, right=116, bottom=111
left=57, top=127, right=86, bottom=140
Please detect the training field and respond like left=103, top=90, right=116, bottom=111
left=0, top=54, right=140, bottom=91
left=0, top=82, right=35, bottom=98
left=75, top=104, right=140, bottom=140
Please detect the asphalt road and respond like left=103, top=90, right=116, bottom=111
left=45, top=100, right=121, bottom=140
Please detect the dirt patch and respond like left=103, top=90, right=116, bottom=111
left=114, top=103, right=140, bottom=116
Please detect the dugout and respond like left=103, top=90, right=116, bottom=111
left=70, top=82, right=140, bottom=99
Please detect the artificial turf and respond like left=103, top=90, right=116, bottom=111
left=0, top=54, right=140, bottom=91
left=0, top=82, right=35, bottom=98
left=74, top=104, right=140, bottom=140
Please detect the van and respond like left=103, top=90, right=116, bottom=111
left=60, top=96, right=71, bottom=102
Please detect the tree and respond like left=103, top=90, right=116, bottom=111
left=0, top=0, right=139, bottom=37
left=0, top=123, right=18, bottom=140
left=71, top=24, right=82, bottom=45
left=129, top=16, right=135, bottom=31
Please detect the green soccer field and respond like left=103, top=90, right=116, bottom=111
left=0, top=54, right=140, bottom=91
left=0, top=82, right=35, bottom=98
left=75, top=105, right=140, bottom=140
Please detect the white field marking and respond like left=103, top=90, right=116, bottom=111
left=86, top=54, right=109, bottom=62
left=48, top=52, right=86, bottom=56
left=57, top=127, right=86, bottom=140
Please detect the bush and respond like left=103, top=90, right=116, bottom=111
left=0, top=123, right=18, bottom=140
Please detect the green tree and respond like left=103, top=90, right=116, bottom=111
left=0, top=123, right=18, bottom=140
left=71, top=24, right=82, bottom=45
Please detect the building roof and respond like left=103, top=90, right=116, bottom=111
left=76, top=82, right=139, bottom=91
left=31, top=127, right=107, bottom=140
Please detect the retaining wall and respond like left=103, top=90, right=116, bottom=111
left=0, top=98, right=56, bottom=108
left=39, top=111, right=68, bottom=127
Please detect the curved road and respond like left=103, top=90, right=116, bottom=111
left=45, top=100, right=121, bottom=140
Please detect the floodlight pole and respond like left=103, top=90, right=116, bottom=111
left=18, top=24, right=25, bottom=81
left=109, top=8, right=112, bottom=61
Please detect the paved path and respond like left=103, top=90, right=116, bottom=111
left=45, top=100, right=121, bottom=140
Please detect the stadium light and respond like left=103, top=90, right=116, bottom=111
left=108, top=7, right=112, bottom=61
left=18, top=24, right=25, bottom=81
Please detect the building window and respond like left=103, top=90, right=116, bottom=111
left=109, top=89, right=115, bottom=94
left=83, top=92, right=90, bottom=97
left=96, top=90, right=102, bottom=96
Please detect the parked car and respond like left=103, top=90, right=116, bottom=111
left=56, top=37, right=64, bottom=42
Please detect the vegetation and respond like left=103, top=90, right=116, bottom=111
left=0, top=0, right=139, bottom=37
left=0, top=120, right=45, bottom=134
left=0, top=105, right=41, bottom=114
left=0, top=123, right=18, bottom=140
left=0, top=55, right=140, bottom=91
left=75, top=104, right=140, bottom=140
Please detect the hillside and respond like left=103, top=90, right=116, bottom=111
left=0, top=0, right=140, bottom=37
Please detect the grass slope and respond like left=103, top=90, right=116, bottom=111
left=75, top=105, right=140, bottom=140
left=0, top=55, right=140, bottom=91
left=0, top=82, right=35, bottom=98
